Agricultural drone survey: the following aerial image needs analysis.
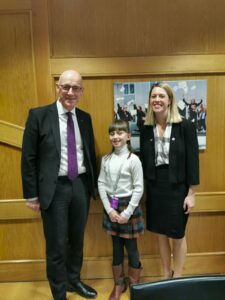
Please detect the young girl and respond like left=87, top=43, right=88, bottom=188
left=98, top=119, right=144, bottom=300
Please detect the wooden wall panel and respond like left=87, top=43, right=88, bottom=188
left=31, top=0, right=53, bottom=104
left=1, top=252, right=224, bottom=282
left=1, top=198, right=225, bottom=258
left=0, top=0, right=31, bottom=10
left=48, top=0, right=225, bottom=58
left=0, top=120, right=23, bottom=148
left=0, top=10, right=37, bottom=126
left=84, top=207, right=225, bottom=257
left=0, top=198, right=224, bottom=281
left=0, top=144, right=22, bottom=199
left=50, top=55, right=225, bottom=77
left=186, top=212, right=225, bottom=253
left=0, top=219, right=45, bottom=260
left=80, top=78, right=114, bottom=159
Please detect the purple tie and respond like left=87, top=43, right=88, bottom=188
left=67, top=112, right=78, bottom=180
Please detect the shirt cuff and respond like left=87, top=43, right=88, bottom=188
left=26, top=197, right=38, bottom=202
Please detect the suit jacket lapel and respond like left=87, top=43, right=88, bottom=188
left=49, top=102, right=61, bottom=155
left=76, top=109, right=88, bottom=151
left=170, top=123, right=179, bottom=152
left=76, top=109, right=84, bottom=132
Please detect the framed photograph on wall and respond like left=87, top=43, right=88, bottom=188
left=114, top=80, right=207, bottom=151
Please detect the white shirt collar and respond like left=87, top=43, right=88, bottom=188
left=56, top=99, right=76, bottom=115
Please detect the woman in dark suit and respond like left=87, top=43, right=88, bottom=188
left=140, top=82, right=199, bottom=279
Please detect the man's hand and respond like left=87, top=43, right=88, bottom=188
left=26, top=199, right=40, bottom=212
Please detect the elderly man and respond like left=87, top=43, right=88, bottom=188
left=21, top=70, right=97, bottom=300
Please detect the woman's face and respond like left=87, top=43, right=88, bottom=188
left=150, top=87, right=171, bottom=116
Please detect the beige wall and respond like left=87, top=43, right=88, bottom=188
left=0, top=0, right=224, bottom=281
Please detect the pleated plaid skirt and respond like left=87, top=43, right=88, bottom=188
left=103, top=196, right=144, bottom=239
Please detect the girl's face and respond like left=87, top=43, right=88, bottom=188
left=150, top=87, right=171, bottom=116
left=109, top=130, right=131, bottom=148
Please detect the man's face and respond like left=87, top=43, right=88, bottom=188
left=57, top=71, right=83, bottom=111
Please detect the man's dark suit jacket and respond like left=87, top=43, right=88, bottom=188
left=140, top=119, right=199, bottom=186
left=21, top=102, right=97, bottom=209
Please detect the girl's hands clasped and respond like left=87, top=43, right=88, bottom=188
left=109, top=210, right=129, bottom=224
left=117, top=214, right=129, bottom=224
left=109, top=210, right=120, bottom=222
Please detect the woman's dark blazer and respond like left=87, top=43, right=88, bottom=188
left=140, top=119, right=199, bottom=186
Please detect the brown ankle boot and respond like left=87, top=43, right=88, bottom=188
left=109, top=264, right=127, bottom=300
left=128, top=263, right=142, bottom=285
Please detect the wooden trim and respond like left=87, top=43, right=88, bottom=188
left=31, top=0, right=53, bottom=104
left=0, top=200, right=40, bottom=220
left=193, top=192, right=225, bottom=213
left=0, top=192, right=224, bottom=220
left=0, top=259, right=46, bottom=282
left=50, top=55, right=225, bottom=77
left=0, top=120, right=23, bottom=149
left=0, top=252, right=224, bottom=282
left=0, top=0, right=31, bottom=10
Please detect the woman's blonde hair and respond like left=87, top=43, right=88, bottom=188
left=144, top=82, right=182, bottom=125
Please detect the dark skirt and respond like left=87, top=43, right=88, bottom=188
left=103, top=196, right=144, bottom=239
left=146, top=165, right=189, bottom=239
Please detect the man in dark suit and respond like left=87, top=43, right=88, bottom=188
left=21, top=70, right=97, bottom=300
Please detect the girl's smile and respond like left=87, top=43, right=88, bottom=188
left=109, top=130, right=131, bottom=148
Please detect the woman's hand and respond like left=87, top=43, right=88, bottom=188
left=183, top=194, right=195, bottom=214
left=183, top=185, right=197, bottom=214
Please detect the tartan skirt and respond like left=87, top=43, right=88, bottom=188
left=103, top=196, right=145, bottom=239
